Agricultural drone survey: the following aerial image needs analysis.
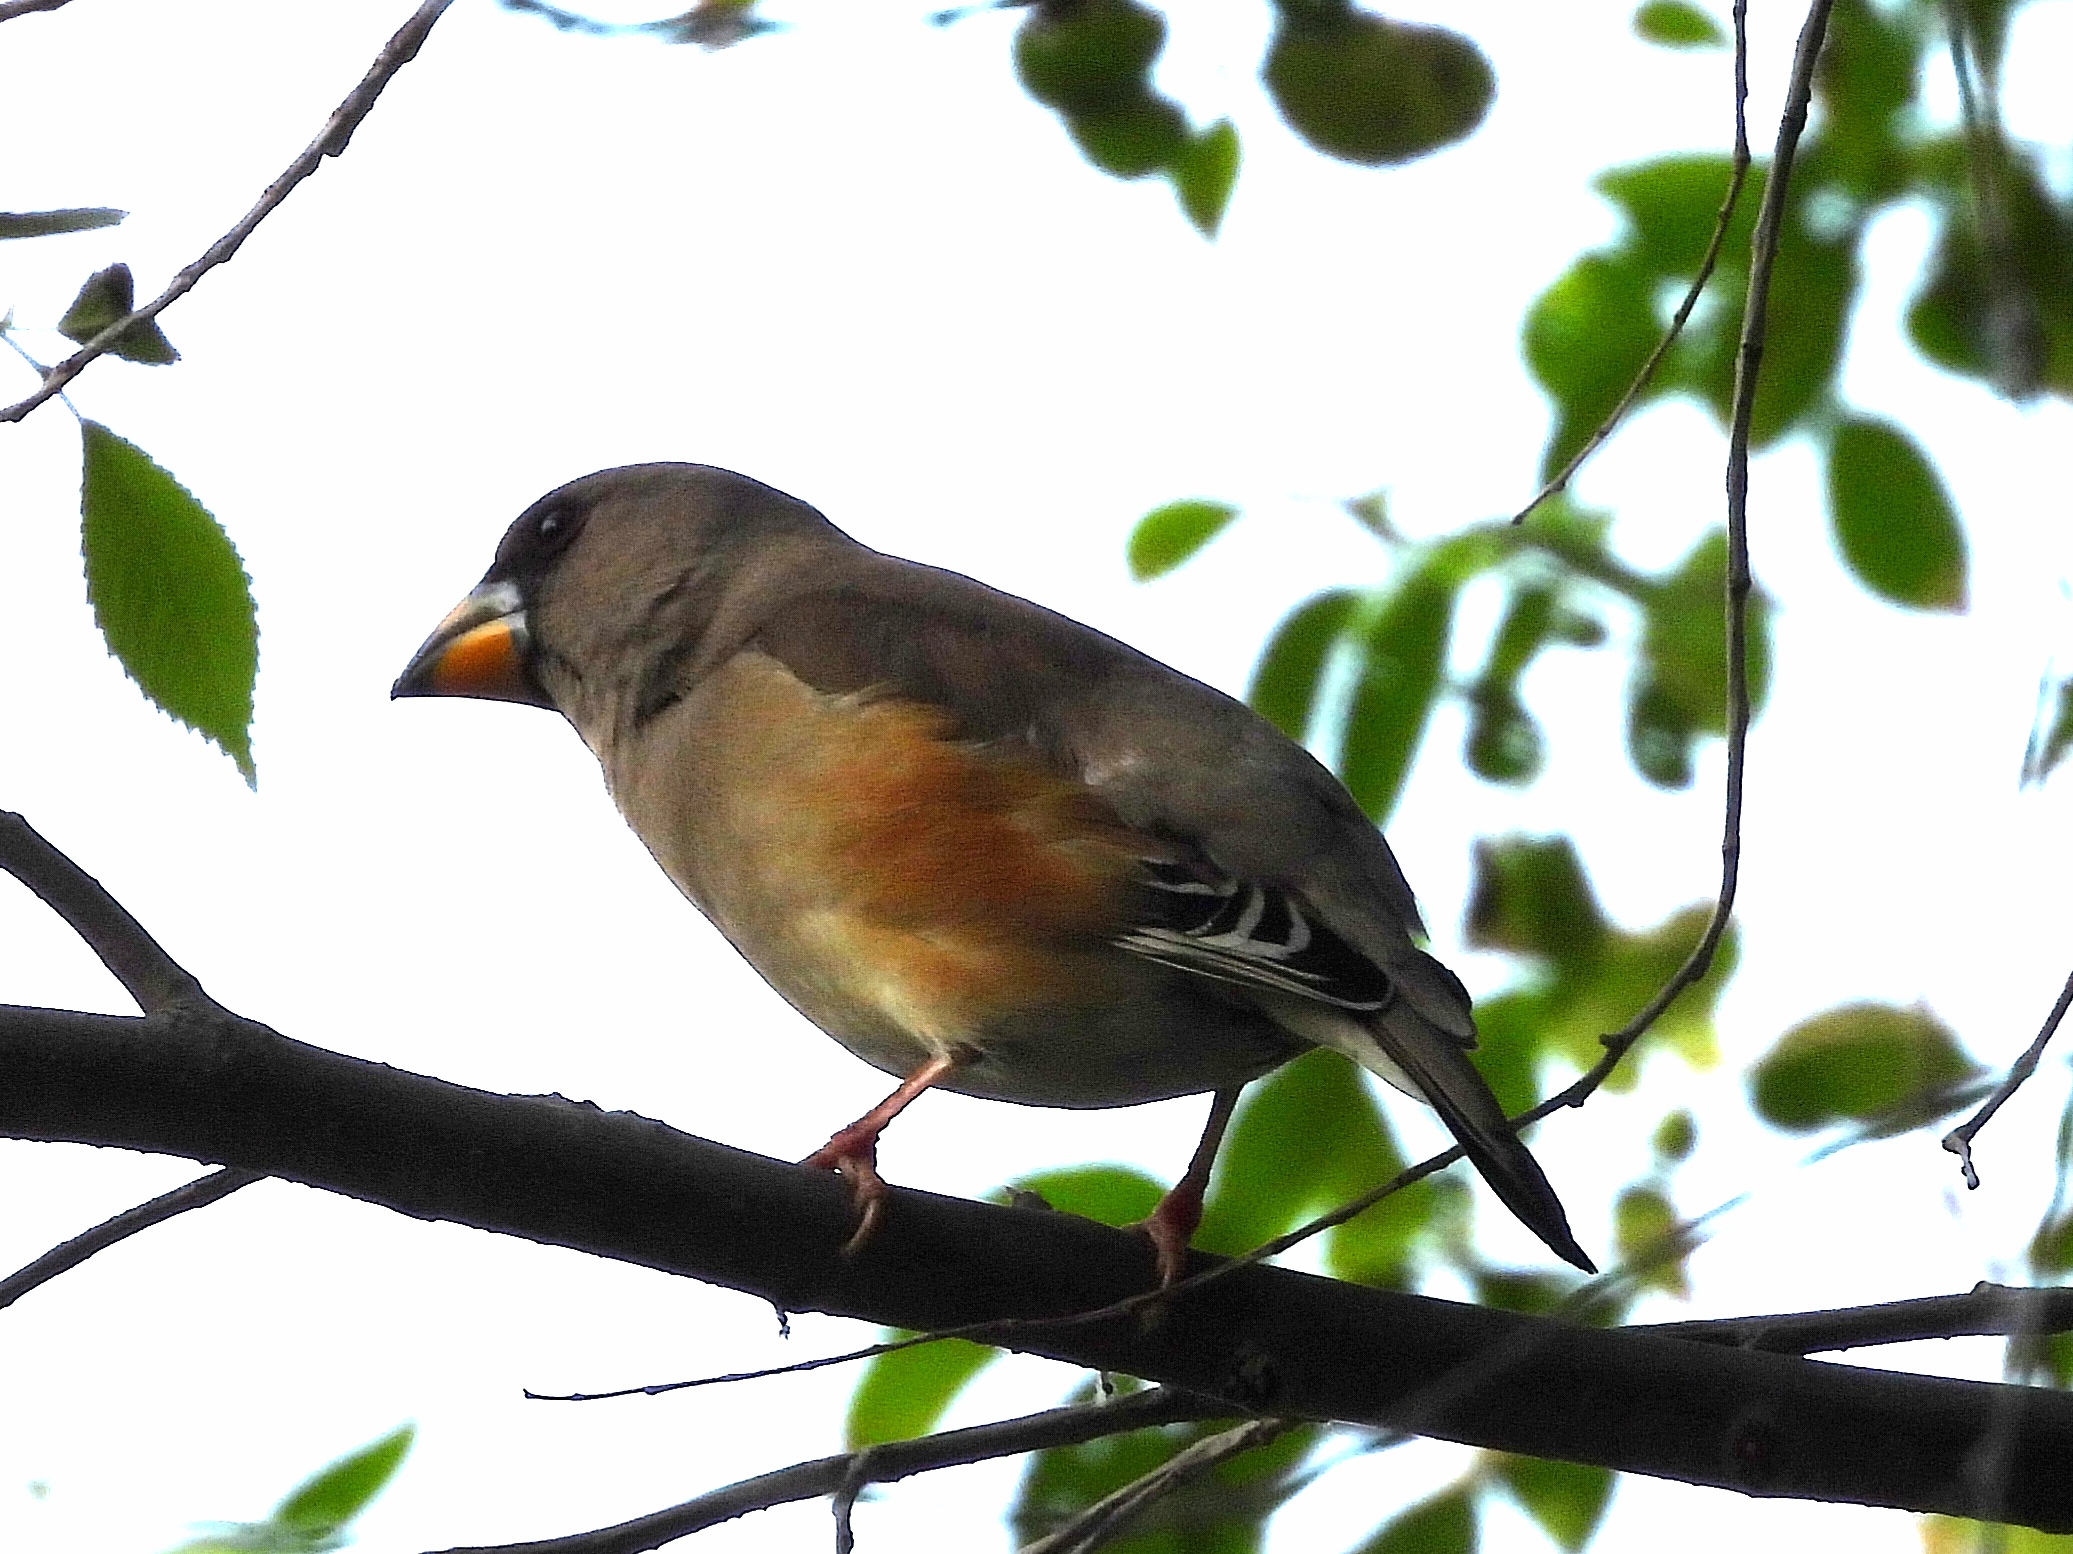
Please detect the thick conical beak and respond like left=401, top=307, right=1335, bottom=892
left=391, top=579, right=552, bottom=707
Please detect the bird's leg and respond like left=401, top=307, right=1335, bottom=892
left=1136, top=1086, right=1243, bottom=1287
left=802, top=1050, right=967, bottom=1255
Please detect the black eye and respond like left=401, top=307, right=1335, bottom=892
left=537, top=510, right=564, bottom=541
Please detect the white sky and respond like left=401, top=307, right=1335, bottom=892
left=4, top=0, right=2073, bottom=1550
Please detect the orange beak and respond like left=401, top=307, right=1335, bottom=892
left=391, top=580, right=552, bottom=707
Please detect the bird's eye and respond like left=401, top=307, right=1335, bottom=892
left=537, top=511, right=563, bottom=540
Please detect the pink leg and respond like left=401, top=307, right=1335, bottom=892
left=1138, top=1087, right=1243, bottom=1287
left=803, top=1052, right=966, bottom=1254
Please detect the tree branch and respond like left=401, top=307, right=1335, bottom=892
left=1512, top=0, right=1752, bottom=525
left=1943, top=968, right=2073, bottom=1189
left=426, top=1387, right=1226, bottom=1554
left=0, top=1164, right=259, bottom=1311
left=1651, top=1284, right=2073, bottom=1357
left=0, top=810, right=208, bottom=1013
left=7, top=998, right=2073, bottom=1528
left=0, top=0, right=454, bottom=424
left=1016, top=1417, right=1295, bottom=1554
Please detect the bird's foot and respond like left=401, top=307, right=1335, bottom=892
left=1133, top=1182, right=1206, bottom=1289
left=802, top=1125, right=889, bottom=1255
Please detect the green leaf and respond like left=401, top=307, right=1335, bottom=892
left=0, top=206, right=126, bottom=240
left=1465, top=585, right=1557, bottom=785
left=1247, top=587, right=1360, bottom=742
left=1351, top=1485, right=1476, bottom=1554
left=1651, top=1108, right=1697, bottom=1163
left=1923, top=1518, right=2073, bottom=1554
left=273, top=1425, right=415, bottom=1536
left=1523, top=254, right=1663, bottom=478
left=1463, top=835, right=1609, bottom=963
left=1627, top=528, right=1772, bottom=790
left=80, top=422, right=258, bottom=783
left=1068, top=92, right=1190, bottom=180
left=1494, top=1455, right=1614, bottom=1551
left=1633, top=0, right=1725, bottom=48
left=1005, top=1163, right=1166, bottom=1226
left=57, top=262, right=178, bottom=364
left=1613, top=1183, right=1689, bottom=1297
left=845, top=1335, right=1000, bottom=1448
left=1127, top=499, right=1240, bottom=581
left=1339, top=565, right=1457, bottom=821
left=1749, top=1002, right=1982, bottom=1133
left=1171, top=119, right=1241, bottom=237
left=1013, top=0, right=1165, bottom=115
left=1825, top=416, right=1968, bottom=610
left=1596, top=154, right=1749, bottom=278
left=1263, top=11, right=1493, bottom=167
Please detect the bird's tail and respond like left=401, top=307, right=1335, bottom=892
left=1367, top=1001, right=1595, bottom=1273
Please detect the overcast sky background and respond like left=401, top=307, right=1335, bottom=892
left=5, top=1, right=2073, bottom=1550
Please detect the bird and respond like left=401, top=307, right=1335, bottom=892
left=392, top=463, right=1592, bottom=1282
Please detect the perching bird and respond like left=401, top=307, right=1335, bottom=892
left=393, top=463, right=1592, bottom=1281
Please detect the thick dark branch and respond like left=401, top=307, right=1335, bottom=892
left=1944, top=969, right=2073, bottom=1188
left=0, top=1164, right=259, bottom=1311
left=6, top=1000, right=2073, bottom=1530
left=0, top=811, right=208, bottom=1012
left=0, top=0, right=453, bottom=423
left=0, top=0, right=77, bottom=19
left=428, top=1387, right=1225, bottom=1554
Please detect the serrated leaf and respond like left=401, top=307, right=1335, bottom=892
left=1171, top=118, right=1240, bottom=237
left=58, top=262, right=177, bottom=363
left=1826, top=416, right=1968, bottom=610
left=1248, top=588, right=1360, bottom=742
left=1633, top=0, right=1725, bottom=48
left=273, top=1425, right=414, bottom=1535
left=1749, top=1002, right=1981, bottom=1133
left=0, top=206, right=126, bottom=240
left=1127, top=499, right=1239, bottom=581
left=1351, top=1486, right=1477, bottom=1554
left=80, top=422, right=258, bottom=783
left=1494, top=1455, right=1614, bottom=1551
left=1339, top=565, right=1457, bottom=821
left=845, top=1334, right=1000, bottom=1448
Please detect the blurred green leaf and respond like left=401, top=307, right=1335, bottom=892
left=1351, top=1485, right=1476, bottom=1554
left=80, top=422, right=258, bottom=784
left=168, top=1426, right=412, bottom=1554
left=1816, top=0, right=1919, bottom=134
left=1465, top=585, right=1556, bottom=784
left=2029, top=1212, right=2073, bottom=1277
left=1749, top=1002, right=1981, bottom=1133
left=1340, top=565, right=1457, bottom=821
left=1195, top=1050, right=1430, bottom=1287
left=0, top=206, right=126, bottom=239
left=1923, top=1517, right=2073, bottom=1554
left=1651, top=1108, right=1697, bottom=1164
left=1632, top=0, right=1725, bottom=49
left=273, top=1426, right=414, bottom=1537
left=58, top=262, right=178, bottom=364
left=1825, top=416, right=1967, bottom=610
left=1263, top=9, right=1493, bottom=167
left=1248, top=587, right=1361, bottom=742
left=1172, top=119, right=1241, bottom=236
left=1014, top=0, right=1164, bottom=114
left=846, top=1335, right=1000, bottom=1448
left=1596, top=154, right=1749, bottom=278
left=1494, top=1454, right=1614, bottom=1551
left=1471, top=1267, right=1583, bottom=1318
left=1008, top=1163, right=1167, bottom=1226
left=1627, top=528, right=1771, bottom=790
left=1128, top=499, right=1240, bottom=580
left=1523, top=253, right=1662, bottom=478
left=1613, top=1183, right=1689, bottom=1297
left=1070, top=93, right=1190, bottom=179
left=1012, top=1382, right=1317, bottom=1554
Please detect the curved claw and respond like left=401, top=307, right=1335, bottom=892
left=802, top=1133, right=890, bottom=1257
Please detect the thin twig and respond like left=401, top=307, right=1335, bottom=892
left=1513, top=0, right=1752, bottom=525
left=0, top=0, right=454, bottom=424
left=1944, top=969, right=2073, bottom=1188
left=1940, top=0, right=2041, bottom=400
left=0, top=0, right=77, bottom=19
left=1015, top=1418, right=1294, bottom=1554
left=425, top=1388, right=1227, bottom=1554
left=0, top=811, right=206, bottom=1013
left=0, top=1166, right=260, bottom=1310
left=1651, top=1282, right=2073, bottom=1356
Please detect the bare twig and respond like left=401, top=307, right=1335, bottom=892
left=1941, top=0, right=2042, bottom=400
left=0, top=0, right=77, bottom=19
left=1513, top=0, right=1753, bottom=525
left=426, top=1388, right=1226, bottom=1554
left=0, top=1166, right=260, bottom=1310
left=1015, top=1417, right=1294, bottom=1554
left=0, top=0, right=454, bottom=424
left=0, top=811, right=206, bottom=1013
left=1944, top=969, right=2073, bottom=1188
left=1652, top=1282, right=2073, bottom=1357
